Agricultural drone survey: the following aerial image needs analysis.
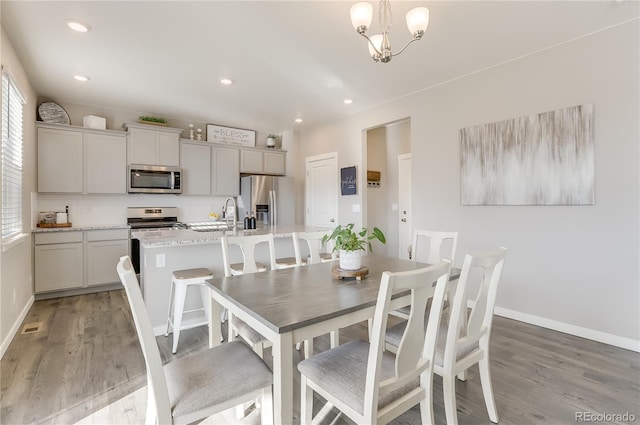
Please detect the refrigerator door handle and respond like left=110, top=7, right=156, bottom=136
left=270, top=190, right=277, bottom=225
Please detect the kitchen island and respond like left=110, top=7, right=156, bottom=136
left=132, top=224, right=331, bottom=334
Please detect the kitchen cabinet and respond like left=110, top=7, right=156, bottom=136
left=239, top=147, right=286, bottom=175
left=213, top=145, right=240, bottom=195
left=34, top=228, right=129, bottom=294
left=124, top=122, right=182, bottom=166
left=37, top=123, right=127, bottom=194
left=34, top=232, right=84, bottom=292
left=87, top=230, right=130, bottom=287
left=180, top=140, right=240, bottom=196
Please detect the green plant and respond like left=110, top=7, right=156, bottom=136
left=322, top=223, right=386, bottom=253
left=139, top=116, right=167, bottom=124
left=267, top=134, right=278, bottom=139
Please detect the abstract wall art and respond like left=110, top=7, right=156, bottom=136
left=460, top=104, right=594, bottom=205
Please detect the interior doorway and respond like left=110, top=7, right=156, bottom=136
left=365, top=119, right=411, bottom=258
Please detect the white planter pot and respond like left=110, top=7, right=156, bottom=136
left=266, top=137, right=276, bottom=148
left=339, top=249, right=363, bottom=270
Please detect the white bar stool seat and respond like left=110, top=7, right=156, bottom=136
left=165, top=267, right=214, bottom=354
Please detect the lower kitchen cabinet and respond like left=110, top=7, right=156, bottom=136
left=34, top=232, right=84, bottom=293
left=87, top=230, right=130, bottom=286
left=34, top=229, right=129, bottom=294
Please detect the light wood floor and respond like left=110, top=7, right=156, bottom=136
left=1, top=289, right=638, bottom=424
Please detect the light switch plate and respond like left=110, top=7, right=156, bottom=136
left=391, top=203, right=398, bottom=211
left=352, top=204, right=361, bottom=213
left=156, top=253, right=166, bottom=268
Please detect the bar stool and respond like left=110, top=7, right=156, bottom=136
left=165, top=267, right=214, bottom=354
left=275, top=234, right=302, bottom=269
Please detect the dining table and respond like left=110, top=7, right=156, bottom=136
left=205, top=254, right=460, bottom=425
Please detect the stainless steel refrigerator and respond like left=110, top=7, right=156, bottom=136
left=239, top=175, right=295, bottom=227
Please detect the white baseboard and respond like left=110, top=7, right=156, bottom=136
left=1, top=295, right=35, bottom=359
left=478, top=301, right=640, bottom=353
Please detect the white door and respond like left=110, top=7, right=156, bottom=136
left=305, top=153, right=338, bottom=227
left=398, top=153, right=412, bottom=259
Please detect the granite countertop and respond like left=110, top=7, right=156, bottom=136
left=132, top=224, right=330, bottom=248
left=32, top=224, right=130, bottom=233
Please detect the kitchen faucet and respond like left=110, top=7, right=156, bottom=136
left=224, top=197, right=237, bottom=230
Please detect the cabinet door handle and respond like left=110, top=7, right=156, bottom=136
left=330, top=218, right=335, bottom=223
left=401, top=218, right=407, bottom=222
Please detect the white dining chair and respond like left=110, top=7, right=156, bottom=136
left=220, top=234, right=276, bottom=357
left=385, top=247, right=508, bottom=425
left=392, top=229, right=458, bottom=320
left=290, top=231, right=340, bottom=355
left=116, top=256, right=273, bottom=425
left=297, top=260, right=451, bottom=425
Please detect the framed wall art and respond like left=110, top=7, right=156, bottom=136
left=206, top=124, right=256, bottom=147
left=460, top=104, right=594, bottom=206
left=341, top=166, right=357, bottom=195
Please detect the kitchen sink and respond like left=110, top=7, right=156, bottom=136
left=186, top=222, right=230, bottom=232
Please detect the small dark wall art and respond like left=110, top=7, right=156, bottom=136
left=460, top=104, right=594, bottom=205
left=341, top=166, right=357, bottom=195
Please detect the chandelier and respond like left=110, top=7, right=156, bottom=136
left=350, top=0, right=429, bottom=63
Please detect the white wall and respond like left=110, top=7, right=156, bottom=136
left=299, top=21, right=639, bottom=350
left=1, top=25, right=37, bottom=357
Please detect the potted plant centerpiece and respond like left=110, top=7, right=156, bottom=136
left=323, top=223, right=386, bottom=270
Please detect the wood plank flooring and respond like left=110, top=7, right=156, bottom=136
left=1, top=289, right=638, bottom=424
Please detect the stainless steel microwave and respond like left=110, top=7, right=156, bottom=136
left=128, top=165, right=182, bottom=194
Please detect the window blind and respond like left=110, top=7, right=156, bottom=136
left=2, top=70, right=25, bottom=241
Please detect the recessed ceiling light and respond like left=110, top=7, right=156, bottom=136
left=73, top=75, right=90, bottom=82
left=220, top=78, right=233, bottom=85
left=66, top=20, right=91, bottom=32
left=344, top=99, right=353, bottom=104
left=295, top=118, right=303, bottom=123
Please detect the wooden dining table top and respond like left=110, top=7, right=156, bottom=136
left=205, top=255, right=460, bottom=334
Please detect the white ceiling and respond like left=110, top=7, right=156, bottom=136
left=2, top=1, right=638, bottom=133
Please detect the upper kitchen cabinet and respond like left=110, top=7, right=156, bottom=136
left=239, top=146, right=286, bottom=175
left=180, top=140, right=240, bottom=196
left=124, top=122, right=182, bottom=166
left=37, top=123, right=127, bottom=194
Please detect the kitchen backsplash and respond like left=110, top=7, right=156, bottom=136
left=33, top=193, right=233, bottom=228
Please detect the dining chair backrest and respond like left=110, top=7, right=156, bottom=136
left=412, top=229, right=458, bottom=265
left=434, top=247, right=507, bottom=424
left=365, top=260, right=451, bottom=423
left=445, top=247, right=507, bottom=363
left=292, top=231, right=329, bottom=265
left=116, top=256, right=172, bottom=424
left=221, top=233, right=277, bottom=276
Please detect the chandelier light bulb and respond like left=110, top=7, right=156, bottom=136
left=368, top=34, right=384, bottom=59
left=406, top=7, right=429, bottom=38
left=350, top=2, right=373, bottom=33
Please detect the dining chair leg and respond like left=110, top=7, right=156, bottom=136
left=479, top=349, right=499, bottom=422
left=443, top=369, right=459, bottom=425
left=261, top=386, right=274, bottom=425
left=227, top=314, right=235, bottom=341
left=303, top=338, right=314, bottom=359
left=300, top=375, right=312, bottom=425
left=420, top=373, right=436, bottom=425
left=330, top=330, right=339, bottom=348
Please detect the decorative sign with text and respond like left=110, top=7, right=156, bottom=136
left=206, top=124, right=256, bottom=147
left=341, top=166, right=357, bottom=195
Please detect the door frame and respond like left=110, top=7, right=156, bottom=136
left=398, top=153, right=412, bottom=259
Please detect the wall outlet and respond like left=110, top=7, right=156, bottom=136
left=156, top=254, right=166, bottom=268
left=13, top=289, right=17, bottom=305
